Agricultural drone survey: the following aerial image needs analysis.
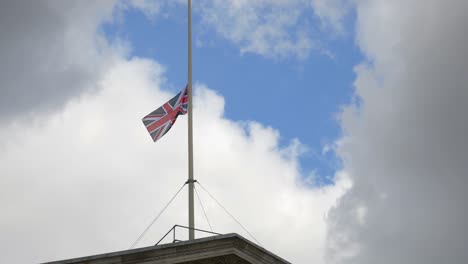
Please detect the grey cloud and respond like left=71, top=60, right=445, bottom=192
left=0, top=0, right=115, bottom=122
left=327, top=1, right=468, bottom=263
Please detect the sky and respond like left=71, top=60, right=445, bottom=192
left=0, top=1, right=467, bottom=264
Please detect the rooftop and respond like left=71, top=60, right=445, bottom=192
left=44, top=233, right=291, bottom=264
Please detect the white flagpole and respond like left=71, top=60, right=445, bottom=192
left=187, top=0, right=195, bottom=240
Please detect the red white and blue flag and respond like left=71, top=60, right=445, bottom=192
left=142, top=86, right=188, bottom=142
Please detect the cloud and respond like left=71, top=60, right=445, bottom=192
left=152, top=0, right=346, bottom=59
left=310, top=0, right=350, bottom=34
left=0, top=1, right=350, bottom=264
left=114, top=0, right=350, bottom=60
left=128, top=0, right=163, bottom=18
left=326, top=1, right=468, bottom=263
left=0, top=55, right=350, bottom=264
left=0, top=0, right=349, bottom=125
left=197, top=0, right=313, bottom=59
left=0, top=0, right=119, bottom=122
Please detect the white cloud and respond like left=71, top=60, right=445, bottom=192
left=129, top=0, right=162, bottom=17
left=327, top=1, right=468, bottom=263
left=192, top=0, right=348, bottom=59
left=310, top=0, right=350, bottom=34
left=116, top=0, right=350, bottom=59
left=0, top=55, right=350, bottom=264
left=197, top=0, right=312, bottom=59
left=0, top=1, right=350, bottom=264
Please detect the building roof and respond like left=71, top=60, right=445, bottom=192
left=44, top=233, right=291, bottom=264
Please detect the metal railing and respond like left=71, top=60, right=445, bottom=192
left=155, top=225, right=222, bottom=246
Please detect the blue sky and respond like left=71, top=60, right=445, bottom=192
left=103, top=4, right=361, bottom=184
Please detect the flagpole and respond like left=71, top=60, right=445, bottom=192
left=187, top=0, right=195, bottom=241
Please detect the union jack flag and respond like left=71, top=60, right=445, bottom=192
left=142, top=86, right=188, bottom=142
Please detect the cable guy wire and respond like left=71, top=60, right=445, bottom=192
left=130, top=182, right=186, bottom=249
left=194, top=185, right=213, bottom=232
left=196, top=182, right=262, bottom=247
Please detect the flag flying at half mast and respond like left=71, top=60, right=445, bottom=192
left=142, top=86, right=188, bottom=142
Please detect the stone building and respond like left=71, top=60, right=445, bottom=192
left=44, top=233, right=290, bottom=264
